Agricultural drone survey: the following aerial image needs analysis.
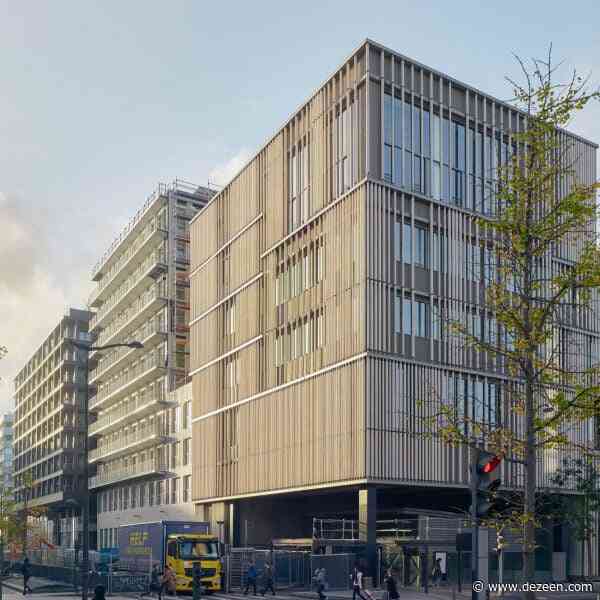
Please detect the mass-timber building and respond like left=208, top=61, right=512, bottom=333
left=88, top=180, right=213, bottom=546
left=189, top=41, right=599, bottom=578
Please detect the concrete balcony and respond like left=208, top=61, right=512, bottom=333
left=89, top=423, right=172, bottom=464
left=89, top=316, right=167, bottom=386
left=89, top=392, right=174, bottom=437
left=89, top=284, right=167, bottom=360
left=89, top=222, right=167, bottom=308
left=89, top=459, right=171, bottom=489
left=89, top=351, right=166, bottom=412
left=90, top=249, right=168, bottom=333
left=92, top=186, right=168, bottom=283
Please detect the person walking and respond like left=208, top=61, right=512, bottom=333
left=350, top=565, right=364, bottom=600
left=384, top=569, right=399, bottom=600
left=244, top=560, right=258, bottom=595
left=261, top=562, right=276, bottom=596
left=315, top=568, right=327, bottom=600
left=431, top=558, right=443, bottom=586
left=140, top=564, right=162, bottom=598
left=21, top=556, right=32, bottom=595
left=161, top=564, right=176, bottom=598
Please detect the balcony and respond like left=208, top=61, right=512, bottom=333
left=90, top=350, right=166, bottom=412
left=89, top=221, right=167, bottom=308
left=89, top=422, right=172, bottom=464
left=89, top=316, right=167, bottom=386
left=92, top=186, right=168, bottom=282
left=90, top=248, right=168, bottom=332
left=90, top=284, right=167, bottom=359
left=89, top=459, right=171, bottom=489
left=89, top=392, right=173, bottom=437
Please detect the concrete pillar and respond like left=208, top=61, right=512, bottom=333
left=358, top=487, right=377, bottom=584
left=227, top=501, right=239, bottom=547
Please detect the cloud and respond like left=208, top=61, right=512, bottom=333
left=0, top=191, right=92, bottom=415
left=208, top=148, right=252, bottom=188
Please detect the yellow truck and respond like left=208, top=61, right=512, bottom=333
left=119, top=520, right=222, bottom=593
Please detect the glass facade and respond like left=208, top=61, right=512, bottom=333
left=383, top=93, right=515, bottom=216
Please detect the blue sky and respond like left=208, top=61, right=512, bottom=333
left=1, top=0, right=599, bottom=412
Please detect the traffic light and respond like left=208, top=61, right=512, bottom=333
left=471, top=449, right=502, bottom=518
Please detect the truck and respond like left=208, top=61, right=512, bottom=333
left=118, top=520, right=222, bottom=593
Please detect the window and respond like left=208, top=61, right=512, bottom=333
left=402, top=223, right=412, bottom=264
left=432, top=114, right=441, bottom=200
left=183, top=438, right=190, bottom=466
left=183, top=475, right=191, bottom=503
left=393, top=95, right=402, bottom=185
left=403, top=298, right=412, bottom=335
left=224, top=298, right=235, bottom=335
left=415, top=299, right=428, bottom=338
left=442, top=117, right=450, bottom=202
left=432, top=302, right=441, bottom=340
left=394, top=221, right=401, bottom=262
left=394, top=292, right=402, bottom=334
left=415, top=226, right=428, bottom=268
left=452, top=122, right=466, bottom=205
left=384, top=93, right=393, bottom=182
left=171, top=477, right=179, bottom=504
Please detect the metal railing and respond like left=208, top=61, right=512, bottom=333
left=89, top=390, right=168, bottom=436
left=90, top=248, right=167, bottom=331
left=91, top=179, right=206, bottom=280
left=91, top=283, right=167, bottom=352
left=89, top=217, right=167, bottom=305
left=90, top=458, right=169, bottom=488
left=90, top=349, right=166, bottom=410
left=90, top=315, right=166, bottom=384
left=91, top=182, right=170, bottom=280
left=89, top=420, right=170, bottom=463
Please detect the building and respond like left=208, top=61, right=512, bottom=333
left=189, top=40, right=598, bottom=576
left=13, top=307, right=92, bottom=547
left=0, top=413, right=14, bottom=491
left=88, top=180, right=213, bottom=548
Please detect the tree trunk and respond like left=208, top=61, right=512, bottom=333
left=523, top=378, right=537, bottom=600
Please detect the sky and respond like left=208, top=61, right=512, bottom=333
left=1, top=0, right=599, bottom=414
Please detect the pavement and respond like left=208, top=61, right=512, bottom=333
left=0, top=579, right=599, bottom=600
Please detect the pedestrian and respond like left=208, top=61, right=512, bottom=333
left=161, top=564, right=176, bottom=598
left=141, top=564, right=162, bottom=598
left=261, top=562, right=276, bottom=596
left=384, top=569, right=399, bottom=600
left=21, top=556, right=32, bottom=595
left=350, top=565, right=364, bottom=600
left=94, top=583, right=106, bottom=600
left=431, top=558, right=442, bottom=586
left=193, top=561, right=204, bottom=600
left=244, top=560, right=258, bottom=595
left=315, top=568, right=327, bottom=600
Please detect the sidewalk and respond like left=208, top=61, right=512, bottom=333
left=292, top=587, right=467, bottom=600
left=2, top=574, right=76, bottom=594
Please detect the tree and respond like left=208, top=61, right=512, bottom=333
left=550, top=457, right=600, bottom=578
left=424, top=49, right=600, bottom=595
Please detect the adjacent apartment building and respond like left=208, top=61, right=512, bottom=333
left=0, top=413, right=14, bottom=491
left=189, top=40, right=598, bottom=575
left=13, top=308, right=92, bottom=547
left=87, top=180, right=213, bottom=548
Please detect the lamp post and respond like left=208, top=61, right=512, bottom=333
left=69, top=338, right=143, bottom=600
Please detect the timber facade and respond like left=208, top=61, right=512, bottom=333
left=189, top=40, right=599, bottom=573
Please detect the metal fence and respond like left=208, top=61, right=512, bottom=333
left=227, top=548, right=313, bottom=592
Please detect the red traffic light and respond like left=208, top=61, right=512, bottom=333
left=481, top=455, right=502, bottom=474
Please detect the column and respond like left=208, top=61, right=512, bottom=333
left=358, top=486, right=377, bottom=585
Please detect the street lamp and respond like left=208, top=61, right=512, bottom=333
left=69, top=338, right=143, bottom=600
